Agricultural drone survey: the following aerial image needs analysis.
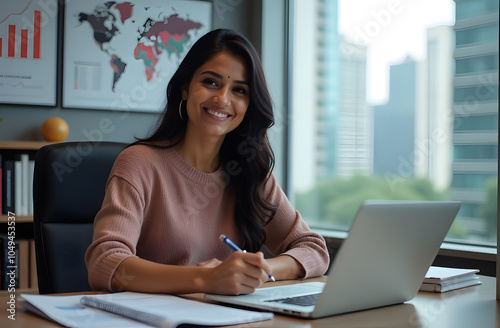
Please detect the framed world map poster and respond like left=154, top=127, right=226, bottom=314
left=62, top=0, right=212, bottom=112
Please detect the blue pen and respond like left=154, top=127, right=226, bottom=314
left=219, top=234, right=275, bottom=282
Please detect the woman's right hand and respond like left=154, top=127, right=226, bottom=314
left=199, top=251, right=272, bottom=295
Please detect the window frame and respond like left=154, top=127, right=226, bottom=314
left=267, top=0, right=498, bottom=274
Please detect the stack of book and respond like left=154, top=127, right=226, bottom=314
left=420, top=266, right=481, bottom=293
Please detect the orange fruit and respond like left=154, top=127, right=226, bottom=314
left=41, top=117, right=69, bottom=142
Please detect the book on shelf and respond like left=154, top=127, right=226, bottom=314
left=14, top=161, right=23, bottom=216
left=419, top=266, right=481, bottom=293
left=0, top=152, right=34, bottom=216
left=2, top=160, right=15, bottom=214
left=21, top=291, right=274, bottom=328
left=21, top=154, right=29, bottom=216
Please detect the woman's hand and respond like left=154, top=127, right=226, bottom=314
left=200, top=251, right=272, bottom=295
left=197, top=258, right=222, bottom=268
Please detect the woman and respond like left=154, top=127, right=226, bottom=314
left=85, top=28, right=329, bottom=295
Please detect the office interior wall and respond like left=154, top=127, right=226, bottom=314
left=0, top=0, right=263, bottom=143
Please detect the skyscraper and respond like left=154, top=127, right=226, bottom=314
left=337, top=37, right=371, bottom=176
left=314, top=0, right=339, bottom=180
left=451, top=0, right=499, bottom=241
left=373, top=58, right=417, bottom=178
left=415, top=25, right=454, bottom=192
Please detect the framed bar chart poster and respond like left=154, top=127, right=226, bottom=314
left=62, top=1, right=212, bottom=112
left=0, top=0, right=58, bottom=106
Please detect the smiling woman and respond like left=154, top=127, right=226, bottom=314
left=181, top=51, right=250, bottom=145
left=84, top=28, right=330, bottom=296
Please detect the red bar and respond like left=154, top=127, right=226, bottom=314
left=8, top=25, right=15, bottom=57
left=0, top=38, right=2, bottom=57
left=21, top=29, right=28, bottom=58
left=33, top=10, right=41, bottom=59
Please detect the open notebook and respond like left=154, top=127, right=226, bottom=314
left=206, top=200, right=461, bottom=319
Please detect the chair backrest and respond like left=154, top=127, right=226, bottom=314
left=33, top=141, right=127, bottom=294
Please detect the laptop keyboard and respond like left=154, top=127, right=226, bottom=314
left=264, top=293, right=320, bottom=307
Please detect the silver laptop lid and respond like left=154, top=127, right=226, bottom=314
left=312, top=200, right=461, bottom=318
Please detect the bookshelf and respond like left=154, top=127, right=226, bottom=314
left=0, top=141, right=53, bottom=296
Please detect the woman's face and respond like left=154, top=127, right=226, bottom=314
left=183, top=51, right=250, bottom=139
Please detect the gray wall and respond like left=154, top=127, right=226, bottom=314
left=0, top=0, right=262, bottom=143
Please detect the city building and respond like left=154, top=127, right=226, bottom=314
left=337, top=37, right=371, bottom=176
left=373, top=58, right=417, bottom=178
left=414, top=25, right=454, bottom=192
left=451, top=0, right=499, bottom=242
left=314, top=0, right=340, bottom=180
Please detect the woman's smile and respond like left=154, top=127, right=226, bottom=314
left=204, top=107, right=231, bottom=120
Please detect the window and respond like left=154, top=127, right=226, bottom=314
left=454, top=145, right=498, bottom=160
left=454, top=85, right=498, bottom=103
left=456, top=54, right=499, bottom=75
left=456, top=24, right=499, bottom=46
left=456, top=0, right=499, bottom=20
left=289, top=0, right=498, bottom=246
left=454, top=114, right=498, bottom=131
left=452, top=173, right=495, bottom=189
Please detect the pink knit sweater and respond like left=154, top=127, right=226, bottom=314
left=85, top=144, right=330, bottom=291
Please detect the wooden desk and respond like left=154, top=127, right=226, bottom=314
left=1, top=276, right=498, bottom=327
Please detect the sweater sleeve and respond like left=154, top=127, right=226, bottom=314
left=263, top=174, right=330, bottom=278
left=85, top=151, right=148, bottom=292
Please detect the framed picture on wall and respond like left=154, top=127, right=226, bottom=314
left=62, top=0, right=212, bottom=112
left=0, top=0, right=58, bottom=106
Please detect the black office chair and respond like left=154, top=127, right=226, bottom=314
left=33, top=141, right=127, bottom=294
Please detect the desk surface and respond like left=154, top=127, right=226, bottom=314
left=1, top=275, right=498, bottom=328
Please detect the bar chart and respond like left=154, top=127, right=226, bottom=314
left=0, top=10, right=41, bottom=59
left=0, top=0, right=57, bottom=106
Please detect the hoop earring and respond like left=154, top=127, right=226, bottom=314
left=178, top=100, right=184, bottom=121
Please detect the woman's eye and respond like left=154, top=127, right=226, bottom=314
left=203, top=78, right=218, bottom=86
left=234, top=87, right=247, bottom=94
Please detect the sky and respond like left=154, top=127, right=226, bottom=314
left=338, top=0, right=456, bottom=105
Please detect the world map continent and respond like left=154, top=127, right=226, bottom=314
left=77, top=2, right=204, bottom=91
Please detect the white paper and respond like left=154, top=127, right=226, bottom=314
left=22, top=292, right=274, bottom=328
left=21, top=294, right=148, bottom=327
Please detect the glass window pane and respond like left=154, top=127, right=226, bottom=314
left=290, top=0, right=498, bottom=245
left=456, top=24, right=499, bottom=47
left=452, top=173, right=495, bottom=188
left=455, top=114, right=498, bottom=131
left=454, top=85, right=498, bottom=103
left=454, top=145, right=498, bottom=160
left=456, top=54, right=499, bottom=74
left=456, top=0, right=499, bottom=20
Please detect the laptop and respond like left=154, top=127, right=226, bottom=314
left=205, top=200, right=461, bottom=319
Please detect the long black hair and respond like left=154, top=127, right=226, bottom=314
left=136, top=28, right=277, bottom=252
